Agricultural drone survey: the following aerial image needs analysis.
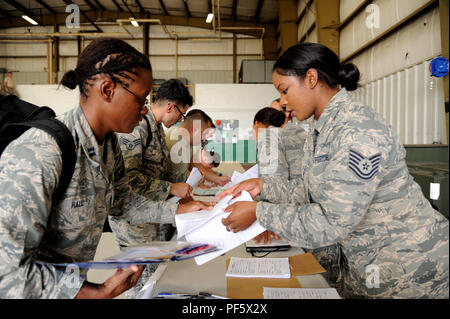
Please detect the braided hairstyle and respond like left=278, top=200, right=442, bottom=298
left=60, top=38, right=152, bottom=97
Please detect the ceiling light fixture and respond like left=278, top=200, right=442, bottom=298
left=206, top=13, right=214, bottom=23
left=22, top=15, right=38, bottom=25
left=130, top=18, right=139, bottom=27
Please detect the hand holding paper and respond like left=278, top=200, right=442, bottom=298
left=216, top=178, right=262, bottom=201
left=168, top=167, right=203, bottom=203
left=222, top=201, right=258, bottom=233
left=181, top=191, right=266, bottom=265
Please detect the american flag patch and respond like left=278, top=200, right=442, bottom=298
left=348, top=150, right=381, bottom=180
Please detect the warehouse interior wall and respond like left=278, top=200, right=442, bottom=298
left=295, top=0, right=448, bottom=145
left=1, top=0, right=448, bottom=146
left=0, top=24, right=262, bottom=87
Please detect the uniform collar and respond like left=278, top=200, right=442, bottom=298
left=314, top=88, right=350, bottom=135
left=74, top=107, right=114, bottom=171
left=147, top=106, right=165, bottom=137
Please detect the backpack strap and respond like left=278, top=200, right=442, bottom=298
left=10, top=118, right=76, bottom=202
left=143, top=115, right=153, bottom=150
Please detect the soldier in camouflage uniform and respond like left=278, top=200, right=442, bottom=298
left=110, top=79, right=196, bottom=298
left=0, top=39, right=212, bottom=299
left=220, top=42, right=449, bottom=298
left=256, top=107, right=342, bottom=292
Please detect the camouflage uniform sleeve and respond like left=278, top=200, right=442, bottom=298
left=256, top=129, right=387, bottom=250
left=110, top=136, right=178, bottom=225
left=118, top=127, right=172, bottom=199
left=0, top=130, right=84, bottom=298
left=258, top=127, right=308, bottom=204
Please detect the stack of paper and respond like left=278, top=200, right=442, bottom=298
left=223, top=164, right=259, bottom=189
left=175, top=190, right=266, bottom=265
left=226, top=257, right=291, bottom=279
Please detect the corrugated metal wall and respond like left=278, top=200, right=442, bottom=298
left=350, top=59, right=447, bottom=145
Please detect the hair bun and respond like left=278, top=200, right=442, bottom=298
left=338, top=63, right=360, bottom=91
left=273, top=109, right=286, bottom=127
left=60, top=70, right=79, bottom=90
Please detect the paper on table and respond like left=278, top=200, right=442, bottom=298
left=226, top=257, right=291, bottom=278
left=168, top=167, right=203, bottom=203
left=263, top=287, right=341, bottom=299
left=185, top=191, right=266, bottom=265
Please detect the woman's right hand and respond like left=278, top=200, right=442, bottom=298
left=216, top=178, right=262, bottom=201
left=75, top=265, right=144, bottom=299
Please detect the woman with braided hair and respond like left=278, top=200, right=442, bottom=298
left=0, top=38, right=213, bottom=299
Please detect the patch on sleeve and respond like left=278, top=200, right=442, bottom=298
left=348, top=149, right=381, bottom=181
left=120, top=137, right=141, bottom=150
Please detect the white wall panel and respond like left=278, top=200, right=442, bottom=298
left=340, top=0, right=432, bottom=59
left=349, top=60, right=447, bottom=145
left=340, top=0, right=366, bottom=22
left=348, top=6, right=441, bottom=84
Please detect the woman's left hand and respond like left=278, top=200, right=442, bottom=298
left=222, top=201, right=258, bottom=233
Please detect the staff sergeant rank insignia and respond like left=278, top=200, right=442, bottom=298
left=348, top=149, right=381, bottom=181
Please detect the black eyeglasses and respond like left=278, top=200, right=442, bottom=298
left=120, top=84, right=149, bottom=109
left=173, top=104, right=186, bottom=120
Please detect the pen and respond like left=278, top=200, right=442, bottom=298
left=157, top=293, right=204, bottom=299
left=199, top=292, right=230, bottom=299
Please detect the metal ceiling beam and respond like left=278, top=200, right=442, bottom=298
left=93, top=0, right=106, bottom=11
left=111, top=0, right=124, bottom=12
left=62, top=0, right=103, bottom=32
left=232, top=0, right=237, bottom=21
left=4, top=0, right=40, bottom=22
left=34, top=0, right=57, bottom=14
left=182, top=0, right=191, bottom=17
left=121, top=0, right=136, bottom=18
left=83, top=0, right=99, bottom=11
left=159, top=0, right=168, bottom=15
left=254, top=0, right=264, bottom=23
left=135, top=0, right=145, bottom=14
left=0, top=9, right=11, bottom=18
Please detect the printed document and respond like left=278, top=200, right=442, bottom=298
left=263, top=287, right=341, bottom=299
left=226, top=257, right=291, bottom=278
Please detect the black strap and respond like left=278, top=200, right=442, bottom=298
left=143, top=115, right=153, bottom=150
left=9, top=118, right=76, bottom=202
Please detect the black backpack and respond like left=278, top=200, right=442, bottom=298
left=0, top=94, right=76, bottom=202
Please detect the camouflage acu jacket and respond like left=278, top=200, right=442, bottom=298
left=0, top=106, right=176, bottom=298
left=256, top=89, right=449, bottom=298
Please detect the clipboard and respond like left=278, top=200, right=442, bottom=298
left=226, top=253, right=326, bottom=299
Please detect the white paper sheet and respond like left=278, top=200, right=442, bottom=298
left=168, top=167, right=203, bottom=203
left=226, top=257, right=290, bottom=278
left=263, top=287, right=341, bottom=299
left=223, top=164, right=259, bottom=189
left=184, top=191, right=266, bottom=265
left=175, top=195, right=233, bottom=238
